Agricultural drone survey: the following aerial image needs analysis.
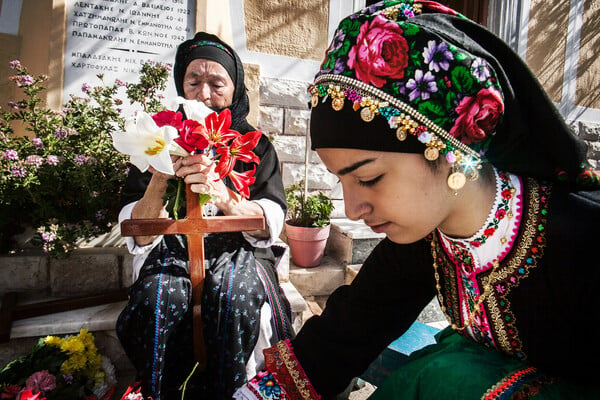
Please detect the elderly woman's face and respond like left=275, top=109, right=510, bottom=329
left=183, top=58, right=235, bottom=110
left=317, top=148, right=455, bottom=244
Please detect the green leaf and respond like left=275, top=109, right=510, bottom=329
left=451, top=66, right=474, bottom=93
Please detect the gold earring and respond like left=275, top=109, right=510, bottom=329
left=447, top=167, right=466, bottom=191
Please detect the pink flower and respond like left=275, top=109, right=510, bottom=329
left=495, top=209, right=506, bottom=219
left=449, top=88, right=504, bottom=144
left=24, top=371, right=56, bottom=395
left=8, top=60, right=21, bottom=69
left=347, top=15, right=409, bottom=88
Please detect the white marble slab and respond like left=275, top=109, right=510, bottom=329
left=10, top=301, right=127, bottom=339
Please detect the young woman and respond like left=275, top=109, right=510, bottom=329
left=116, top=32, right=294, bottom=400
left=235, top=1, right=600, bottom=399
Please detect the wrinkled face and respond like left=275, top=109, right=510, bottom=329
left=183, top=58, right=235, bottom=111
left=317, top=148, right=455, bottom=244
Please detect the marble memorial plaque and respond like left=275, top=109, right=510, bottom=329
left=64, top=0, right=196, bottom=112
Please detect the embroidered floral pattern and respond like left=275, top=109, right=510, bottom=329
left=469, top=172, right=514, bottom=248
left=263, top=340, right=320, bottom=400
left=434, top=179, right=551, bottom=360
left=313, top=0, right=504, bottom=157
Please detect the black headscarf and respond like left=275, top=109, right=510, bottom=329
left=174, top=32, right=254, bottom=134
left=309, top=1, right=599, bottom=189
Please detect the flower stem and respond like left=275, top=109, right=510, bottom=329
left=173, top=178, right=184, bottom=220
left=179, top=362, right=199, bottom=399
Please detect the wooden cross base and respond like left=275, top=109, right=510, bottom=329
left=120, top=186, right=264, bottom=371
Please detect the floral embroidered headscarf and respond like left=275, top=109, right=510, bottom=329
left=310, top=0, right=600, bottom=188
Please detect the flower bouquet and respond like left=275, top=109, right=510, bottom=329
left=0, top=329, right=116, bottom=400
left=111, top=98, right=261, bottom=218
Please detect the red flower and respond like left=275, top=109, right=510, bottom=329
left=228, top=167, right=256, bottom=199
left=197, top=109, right=240, bottom=147
left=152, top=110, right=183, bottom=129
left=501, top=188, right=513, bottom=200
left=484, top=227, right=495, bottom=237
left=495, top=209, right=506, bottom=219
left=1, top=385, right=21, bottom=399
left=450, top=87, right=504, bottom=144
left=18, top=391, right=45, bottom=400
left=119, top=382, right=148, bottom=400
left=174, top=120, right=209, bottom=153
left=347, top=15, right=409, bottom=88
left=214, top=131, right=261, bottom=179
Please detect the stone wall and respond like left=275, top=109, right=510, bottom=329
left=0, top=248, right=134, bottom=303
left=572, top=121, right=600, bottom=169
left=258, top=76, right=338, bottom=197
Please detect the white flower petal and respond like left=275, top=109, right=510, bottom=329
left=176, top=97, right=212, bottom=121
left=136, top=111, right=160, bottom=133
left=149, top=149, right=175, bottom=175
left=169, top=141, right=190, bottom=157
left=111, top=131, right=145, bottom=156
left=129, top=154, right=150, bottom=173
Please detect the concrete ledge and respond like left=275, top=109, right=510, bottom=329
left=289, top=256, right=346, bottom=297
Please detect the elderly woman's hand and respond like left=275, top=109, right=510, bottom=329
left=175, top=153, right=231, bottom=207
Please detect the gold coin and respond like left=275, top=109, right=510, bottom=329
left=332, top=97, right=344, bottom=111
left=424, top=147, right=440, bottom=161
left=447, top=171, right=466, bottom=190
left=311, top=94, right=319, bottom=108
left=360, top=108, right=375, bottom=122
left=396, top=126, right=408, bottom=141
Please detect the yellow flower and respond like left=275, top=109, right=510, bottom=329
left=61, top=336, right=85, bottom=354
left=61, top=352, right=87, bottom=375
left=43, top=335, right=63, bottom=347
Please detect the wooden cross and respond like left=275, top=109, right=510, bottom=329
left=120, top=185, right=264, bottom=370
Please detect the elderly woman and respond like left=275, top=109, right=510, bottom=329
left=116, top=32, right=293, bottom=400
left=235, top=2, right=600, bottom=399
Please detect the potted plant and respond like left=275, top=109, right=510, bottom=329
left=284, top=181, right=334, bottom=267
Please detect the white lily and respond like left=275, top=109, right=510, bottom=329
left=111, top=112, right=178, bottom=175
left=175, top=97, right=213, bottom=121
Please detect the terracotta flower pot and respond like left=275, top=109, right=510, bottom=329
left=285, top=222, right=331, bottom=268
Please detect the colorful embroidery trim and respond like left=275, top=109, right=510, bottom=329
left=481, top=366, right=542, bottom=400
left=433, top=179, right=551, bottom=360
left=264, top=340, right=321, bottom=400
left=188, top=40, right=233, bottom=57
left=309, top=75, right=483, bottom=178
left=469, top=171, right=516, bottom=248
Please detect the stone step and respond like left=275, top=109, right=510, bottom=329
left=326, top=218, right=385, bottom=266
left=0, top=280, right=308, bottom=397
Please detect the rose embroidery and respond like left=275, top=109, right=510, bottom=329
left=347, top=15, right=410, bottom=88
left=450, top=87, right=504, bottom=144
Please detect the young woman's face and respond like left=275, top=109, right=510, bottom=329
left=317, top=148, right=455, bottom=244
left=183, top=59, right=235, bottom=111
